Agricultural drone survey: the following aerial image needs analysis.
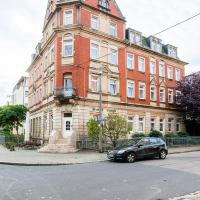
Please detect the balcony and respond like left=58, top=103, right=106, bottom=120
left=54, top=88, right=77, bottom=100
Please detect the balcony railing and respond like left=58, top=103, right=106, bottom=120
left=54, top=88, right=77, bottom=99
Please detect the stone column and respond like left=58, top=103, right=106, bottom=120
left=145, top=112, right=151, bottom=134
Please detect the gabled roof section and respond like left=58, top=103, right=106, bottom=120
left=43, top=0, right=57, bottom=31
left=83, top=0, right=125, bottom=20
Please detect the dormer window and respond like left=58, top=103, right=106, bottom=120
left=129, top=30, right=142, bottom=46
left=99, top=0, right=110, bottom=10
left=167, top=45, right=177, bottom=58
left=149, top=37, right=162, bottom=53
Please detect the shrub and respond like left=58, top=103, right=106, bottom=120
left=149, top=130, right=163, bottom=138
left=177, top=132, right=189, bottom=137
left=132, top=133, right=146, bottom=138
left=5, top=142, right=16, bottom=151
left=165, top=133, right=177, bottom=138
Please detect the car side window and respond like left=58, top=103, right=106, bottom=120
left=150, top=138, right=158, bottom=145
left=139, top=138, right=151, bottom=146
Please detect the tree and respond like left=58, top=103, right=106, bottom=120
left=87, top=113, right=130, bottom=147
left=177, top=72, right=200, bottom=135
left=103, top=113, right=130, bottom=147
left=87, top=118, right=100, bottom=141
left=0, top=105, right=28, bottom=135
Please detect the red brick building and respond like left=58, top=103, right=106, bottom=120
left=27, top=0, right=187, bottom=152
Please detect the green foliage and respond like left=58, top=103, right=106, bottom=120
left=0, top=105, right=27, bottom=135
left=87, top=118, right=100, bottom=141
left=103, top=113, right=130, bottom=147
left=132, top=133, right=146, bottom=138
left=149, top=130, right=163, bottom=138
left=177, top=132, right=189, bottom=137
left=5, top=142, right=16, bottom=151
left=165, top=133, right=177, bottom=138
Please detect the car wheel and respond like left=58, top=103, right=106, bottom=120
left=126, top=153, right=136, bottom=163
left=159, top=150, right=167, bottom=159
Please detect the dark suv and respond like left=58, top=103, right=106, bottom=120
left=107, top=137, right=168, bottom=163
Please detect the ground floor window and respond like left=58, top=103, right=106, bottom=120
left=139, top=117, right=145, bottom=132
left=168, top=118, right=174, bottom=132
left=150, top=118, right=156, bottom=131
left=160, top=119, right=164, bottom=132
left=128, top=116, right=134, bottom=132
left=176, top=118, right=181, bottom=132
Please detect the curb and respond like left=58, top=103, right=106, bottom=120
left=1, top=149, right=200, bottom=166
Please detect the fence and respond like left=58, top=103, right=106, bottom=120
left=77, top=137, right=200, bottom=152
left=0, top=135, right=5, bottom=144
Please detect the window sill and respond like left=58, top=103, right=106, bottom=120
left=127, top=97, right=135, bottom=100
left=139, top=98, right=146, bottom=101
left=62, top=56, right=73, bottom=59
left=127, top=68, right=134, bottom=71
left=138, top=71, right=145, bottom=74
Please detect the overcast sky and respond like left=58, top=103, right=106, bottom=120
left=0, top=0, right=199, bottom=106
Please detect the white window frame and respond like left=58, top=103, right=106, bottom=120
left=127, top=53, right=134, bottom=70
left=91, top=75, right=99, bottom=92
left=63, top=39, right=73, bottom=57
left=159, top=62, right=165, bottom=77
left=110, top=23, right=117, bottom=37
left=139, top=117, right=145, bottom=133
left=139, top=82, right=146, bottom=100
left=160, top=88, right=165, bottom=103
left=175, top=68, right=181, bottom=81
left=109, top=48, right=118, bottom=65
left=128, top=116, right=134, bottom=132
left=176, top=90, right=181, bottom=105
left=90, top=43, right=99, bottom=60
left=109, top=79, right=117, bottom=96
left=168, top=89, right=174, bottom=104
left=91, top=15, right=99, bottom=30
left=168, top=118, right=174, bottom=132
left=64, top=10, right=73, bottom=25
left=168, top=66, right=173, bottom=80
left=127, top=80, right=135, bottom=98
left=151, top=118, right=156, bottom=131
left=160, top=119, right=165, bottom=132
left=138, top=57, right=145, bottom=72
left=150, top=59, right=156, bottom=75
left=150, top=86, right=156, bottom=101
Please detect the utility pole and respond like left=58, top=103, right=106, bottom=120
left=99, top=65, right=103, bottom=153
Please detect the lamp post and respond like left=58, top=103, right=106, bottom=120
left=99, top=65, right=103, bottom=153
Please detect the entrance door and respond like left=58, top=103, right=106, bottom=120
left=62, top=113, right=73, bottom=138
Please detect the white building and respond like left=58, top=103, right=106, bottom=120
left=11, top=76, right=30, bottom=141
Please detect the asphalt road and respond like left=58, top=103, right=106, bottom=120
left=0, top=151, right=200, bottom=200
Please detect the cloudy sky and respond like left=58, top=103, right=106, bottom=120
left=0, top=0, right=199, bottom=106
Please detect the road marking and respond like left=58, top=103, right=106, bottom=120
left=169, top=191, right=200, bottom=200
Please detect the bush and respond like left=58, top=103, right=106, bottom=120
left=149, top=130, right=163, bottom=138
left=132, top=133, right=146, bottom=138
left=5, top=142, right=16, bottom=151
left=165, top=133, right=177, bottom=138
left=177, top=132, right=189, bottom=137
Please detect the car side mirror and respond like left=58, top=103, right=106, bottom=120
left=137, top=144, right=144, bottom=148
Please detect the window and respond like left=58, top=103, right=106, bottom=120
left=168, top=118, right=174, bottom=132
left=51, top=47, right=55, bottom=63
left=168, top=89, right=174, bottom=104
left=150, top=86, right=156, bottom=101
left=91, top=76, right=99, bottom=92
left=91, top=16, right=99, bottom=30
left=175, top=68, right=181, bottom=81
left=139, top=82, right=146, bottom=100
left=91, top=43, right=99, bottom=60
left=99, top=0, right=110, bottom=9
left=109, top=49, right=117, bottom=65
left=150, top=59, right=156, bottom=75
left=64, top=10, right=73, bottom=25
left=64, top=77, right=72, bottom=89
left=45, top=55, right=48, bottom=68
left=160, top=119, right=164, bottom=132
left=160, top=88, right=165, bottom=103
left=127, top=54, right=134, bottom=70
left=151, top=118, right=156, bottom=131
left=50, top=78, right=54, bottom=94
left=138, top=57, right=145, bottom=72
left=110, top=23, right=116, bottom=37
left=168, top=48, right=177, bottom=58
left=129, top=31, right=141, bottom=45
left=176, top=90, right=181, bottom=104
left=127, top=81, right=134, bottom=98
left=128, top=116, right=134, bottom=132
left=63, top=40, right=73, bottom=57
left=168, top=66, right=173, bottom=80
left=109, top=79, right=117, bottom=95
left=159, top=62, right=165, bottom=77
left=139, top=117, right=145, bottom=132
left=176, top=119, right=181, bottom=132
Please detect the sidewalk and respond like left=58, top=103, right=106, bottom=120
left=0, top=145, right=200, bottom=166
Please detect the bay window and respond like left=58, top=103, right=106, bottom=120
left=109, top=79, right=117, bottom=95
left=64, top=10, right=73, bottom=25
left=91, top=43, right=99, bottom=60
left=63, top=40, right=73, bottom=57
